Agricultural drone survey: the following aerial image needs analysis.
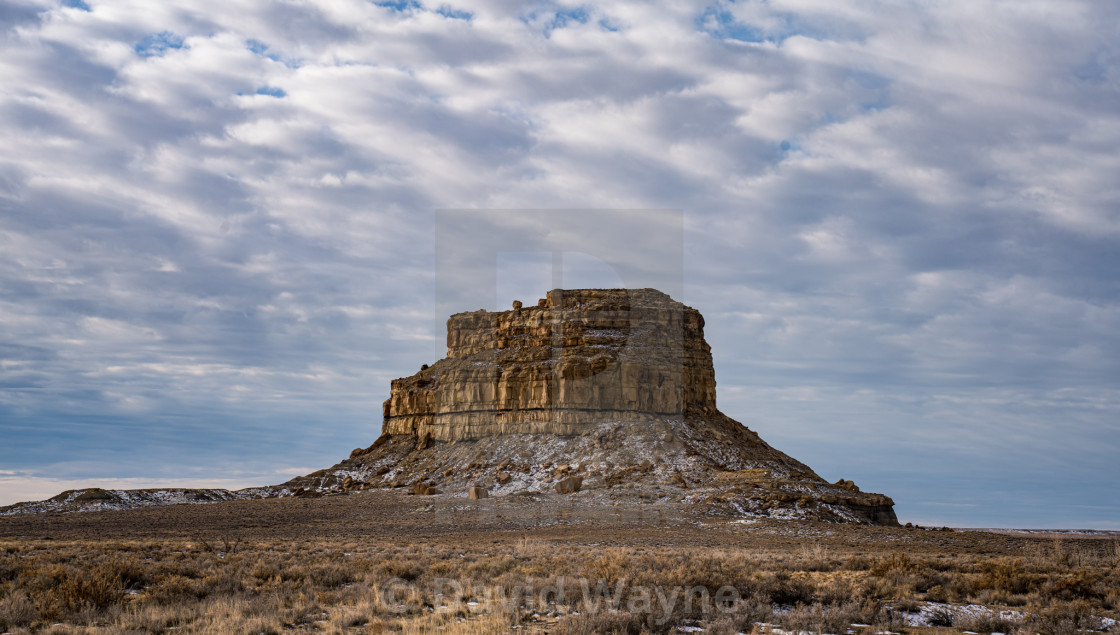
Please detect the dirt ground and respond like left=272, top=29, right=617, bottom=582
left=2, top=488, right=1110, bottom=553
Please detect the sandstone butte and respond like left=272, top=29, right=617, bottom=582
left=330, top=288, right=897, bottom=525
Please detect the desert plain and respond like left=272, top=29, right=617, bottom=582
left=1, top=489, right=1117, bottom=634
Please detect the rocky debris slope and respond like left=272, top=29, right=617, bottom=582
left=286, top=288, right=898, bottom=525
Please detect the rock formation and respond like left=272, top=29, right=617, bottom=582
left=333, top=288, right=897, bottom=525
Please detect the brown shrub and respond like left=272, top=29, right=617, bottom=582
left=555, top=610, right=651, bottom=635
left=586, top=547, right=630, bottom=583
left=1031, top=599, right=1103, bottom=635
left=0, top=557, right=18, bottom=583
left=923, top=605, right=955, bottom=628
left=815, top=575, right=859, bottom=605
left=277, top=565, right=308, bottom=583
left=465, top=555, right=518, bottom=579
left=1040, top=569, right=1106, bottom=602
left=870, top=553, right=916, bottom=576
left=250, top=559, right=280, bottom=581
left=843, top=554, right=874, bottom=570
left=55, top=564, right=123, bottom=611
left=705, top=596, right=773, bottom=634
left=956, top=609, right=1028, bottom=635
left=310, top=563, right=355, bottom=588
left=202, top=568, right=244, bottom=596
left=148, top=574, right=209, bottom=604
left=779, top=600, right=864, bottom=635
left=381, top=558, right=425, bottom=581
left=977, top=558, right=1038, bottom=595
left=757, top=570, right=815, bottom=606
left=0, top=591, right=38, bottom=629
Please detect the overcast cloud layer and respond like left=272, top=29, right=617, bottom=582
left=1, top=0, right=1117, bottom=527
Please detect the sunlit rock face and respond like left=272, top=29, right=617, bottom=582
left=383, top=288, right=717, bottom=441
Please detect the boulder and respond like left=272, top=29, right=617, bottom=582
left=412, top=483, right=438, bottom=496
left=672, top=471, right=689, bottom=489
left=468, top=486, right=489, bottom=500
left=554, top=476, right=583, bottom=494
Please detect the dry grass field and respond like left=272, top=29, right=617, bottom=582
left=1, top=490, right=1117, bottom=634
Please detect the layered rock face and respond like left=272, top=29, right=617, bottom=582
left=383, top=288, right=716, bottom=441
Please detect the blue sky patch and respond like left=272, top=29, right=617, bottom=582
left=696, top=7, right=765, bottom=43
left=522, top=6, right=590, bottom=37
left=134, top=31, right=185, bottom=58
left=246, top=39, right=301, bottom=69
left=255, top=86, right=286, bottom=98
left=375, top=0, right=422, bottom=11
left=696, top=4, right=843, bottom=44
left=775, top=138, right=803, bottom=161
left=436, top=5, right=472, bottom=20
left=550, top=6, right=588, bottom=29
left=598, top=17, right=621, bottom=32
left=63, top=0, right=91, bottom=11
left=778, top=139, right=801, bottom=153
left=247, top=39, right=272, bottom=57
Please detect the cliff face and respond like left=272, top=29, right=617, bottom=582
left=383, top=288, right=716, bottom=441
left=354, top=288, right=900, bottom=525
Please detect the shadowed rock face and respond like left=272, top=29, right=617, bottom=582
left=383, top=288, right=716, bottom=440
left=364, top=288, right=899, bottom=526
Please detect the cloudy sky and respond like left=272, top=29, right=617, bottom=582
left=1, top=0, right=1117, bottom=528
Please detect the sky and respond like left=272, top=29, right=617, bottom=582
left=0, top=0, right=1117, bottom=528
